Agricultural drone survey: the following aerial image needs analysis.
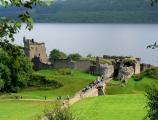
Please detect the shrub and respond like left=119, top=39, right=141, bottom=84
left=143, top=67, right=158, bottom=79
left=58, top=69, right=73, bottom=75
left=37, top=103, right=78, bottom=120
left=145, top=87, right=158, bottom=120
left=29, top=74, right=63, bottom=88
left=132, top=74, right=143, bottom=81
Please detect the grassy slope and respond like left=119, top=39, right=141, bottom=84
left=0, top=69, right=96, bottom=99
left=72, top=94, right=146, bottom=120
left=0, top=69, right=96, bottom=120
left=106, top=77, right=158, bottom=95
left=72, top=70, right=158, bottom=120
left=0, top=100, right=52, bottom=120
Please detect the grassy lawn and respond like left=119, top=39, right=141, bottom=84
left=0, top=69, right=96, bottom=99
left=106, top=77, right=158, bottom=95
left=72, top=94, right=146, bottom=120
left=0, top=100, right=53, bottom=120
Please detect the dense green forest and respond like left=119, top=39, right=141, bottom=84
left=1, top=0, right=158, bottom=23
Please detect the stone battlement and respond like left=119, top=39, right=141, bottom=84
left=23, top=37, right=48, bottom=64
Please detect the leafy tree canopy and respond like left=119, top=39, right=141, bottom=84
left=0, top=48, right=33, bottom=92
left=49, top=49, right=67, bottom=61
left=68, top=53, right=82, bottom=61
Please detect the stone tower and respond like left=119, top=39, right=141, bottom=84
left=23, top=37, right=48, bottom=64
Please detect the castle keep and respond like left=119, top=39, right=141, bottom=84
left=23, top=37, right=48, bottom=64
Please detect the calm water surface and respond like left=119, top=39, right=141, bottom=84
left=15, top=23, right=158, bottom=66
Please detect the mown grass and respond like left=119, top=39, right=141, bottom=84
left=0, top=69, right=96, bottom=99
left=72, top=94, right=146, bottom=120
left=106, top=77, right=158, bottom=95
left=0, top=100, right=53, bottom=120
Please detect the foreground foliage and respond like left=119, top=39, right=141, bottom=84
left=40, top=104, right=78, bottom=120
left=0, top=48, right=33, bottom=92
left=145, top=87, right=158, bottom=120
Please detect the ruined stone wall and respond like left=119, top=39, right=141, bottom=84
left=134, top=61, right=141, bottom=74
left=68, top=78, right=112, bottom=105
left=93, top=64, right=114, bottom=78
left=117, top=66, right=134, bottom=82
left=53, top=59, right=92, bottom=71
left=53, top=59, right=75, bottom=69
left=23, top=37, right=48, bottom=64
left=32, top=57, right=52, bottom=70
left=74, top=60, right=93, bottom=71
left=140, top=63, right=152, bottom=72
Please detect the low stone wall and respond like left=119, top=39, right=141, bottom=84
left=67, top=78, right=112, bottom=105
left=140, top=63, right=152, bottom=72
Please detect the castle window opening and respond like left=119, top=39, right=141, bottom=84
left=124, top=62, right=132, bottom=67
left=114, top=69, right=119, bottom=77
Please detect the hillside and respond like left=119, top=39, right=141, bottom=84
left=0, top=69, right=96, bottom=99
left=1, top=0, right=158, bottom=23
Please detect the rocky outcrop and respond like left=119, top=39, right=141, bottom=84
left=117, top=66, right=134, bottom=83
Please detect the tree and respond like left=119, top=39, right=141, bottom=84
left=87, top=54, right=92, bottom=58
left=0, top=0, right=47, bottom=92
left=145, top=87, right=158, bottom=120
left=0, top=0, right=44, bottom=44
left=68, top=53, right=82, bottom=61
left=49, top=49, right=67, bottom=61
left=0, top=48, right=33, bottom=92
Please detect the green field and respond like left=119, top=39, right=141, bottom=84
left=0, top=100, right=52, bottom=120
left=0, top=69, right=96, bottom=99
left=72, top=94, right=146, bottom=120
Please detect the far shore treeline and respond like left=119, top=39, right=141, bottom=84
left=1, top=0, right=158, bottom=23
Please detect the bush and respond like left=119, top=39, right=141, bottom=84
left=58, top=69, right=73, bottom=75
left=145, top=87, right=158, bottom=120
left=143, top=68, right=158, bottom=79
left=29, top=74, right=63, bottom=88
left=37, top=103, right=78, bottom=120
left=132, top=74, right=143, bottom=81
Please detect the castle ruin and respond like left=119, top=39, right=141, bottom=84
left=23, top=37, right=48, bottom=64
left=23, top=38, right=152, bottom=80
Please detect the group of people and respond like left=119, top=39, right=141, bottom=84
left=81, top=76, right=104, bottom=93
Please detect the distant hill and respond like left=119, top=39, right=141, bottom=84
left=1, top=0, right=158, bottom=23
